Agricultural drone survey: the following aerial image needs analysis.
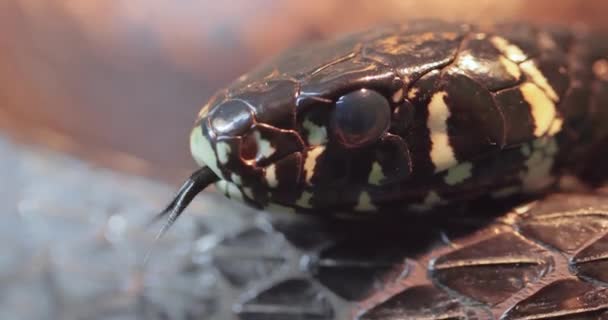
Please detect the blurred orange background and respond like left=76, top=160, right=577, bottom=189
left=0, top=0, right=607, bottom=182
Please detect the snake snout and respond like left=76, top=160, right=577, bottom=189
left=190, top=98, right=307, bottom=201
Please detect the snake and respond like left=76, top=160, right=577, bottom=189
left=155, top=19, right=608, bottom=232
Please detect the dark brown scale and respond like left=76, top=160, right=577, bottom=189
left=442, top=72, right=506, bottom=155
left=453, top=33, right=522, bottom=91
left=494, top=87, right=536, bottom=146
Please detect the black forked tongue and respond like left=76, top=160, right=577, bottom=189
left=151, top=166, right=219, bottom=241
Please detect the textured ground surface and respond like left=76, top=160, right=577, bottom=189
left=4, top=134, right=608, bottom=320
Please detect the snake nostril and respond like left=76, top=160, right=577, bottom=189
left=208, top=99, right=254, bottom=137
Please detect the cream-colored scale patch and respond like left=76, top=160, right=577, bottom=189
left=304, top=146, right=325, bottom=184
left=520, top=60, right=559, bottom=102
left=427, top=91, right=457, bottom=172
left=368, top=162, right=385, bottom=186
left=444, top=162, right=473, bottom=186
left=296, top=191, right=313, bottom=208
left=190, top=126, right=223, bottom=179
left=354, top=191, right=376, bottom=211
left=499, top=56, right=522, bottom=79
left=520, top=82, right=556, bottom=137
left=264, top=164, right=278, bottom=188
left=302, top=118, right=328, bottom=146
left=490, top=36, right=527, bottom=62
left=253, top=131, right=275, bottom=159
left=216, top=141, right=231, bottom=164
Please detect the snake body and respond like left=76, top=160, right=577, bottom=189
left=166, top=20, right=608, bottom=221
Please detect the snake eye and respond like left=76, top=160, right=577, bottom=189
left=331, top=89, right=391, bottom=148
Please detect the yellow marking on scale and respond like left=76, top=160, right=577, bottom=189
left=520, top=60, right=559, bottom=102
left=302, top=118, right=328, bottom=146
left=427, top=91, right=457, bottom=172
left=264, top=164, right=278, bottom=188
left=499, top=56, right=522, bottom=79
left=520, top=82, right=556, bottom=137
left=304, top=146, right=325, bottom=184
left=368, top=162, right=385, bottom=186
left=444, top=162, right=473, bottom=185
left=354, top=191, right=376, bottom=211
left=490, top=36, right=527, bottom=62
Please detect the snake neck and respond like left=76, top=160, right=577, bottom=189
left=559, top=31, right=608, bottom=185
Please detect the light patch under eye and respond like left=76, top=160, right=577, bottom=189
left=216, top=141, right=231, bottom=164
left=253, top=131, right=276, bottom=159
left=302, top=117, right=328, bottom=146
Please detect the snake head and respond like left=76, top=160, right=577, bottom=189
left=189, top=50, right=419, bottom=214
left=187, top=19, right=572, bottom=216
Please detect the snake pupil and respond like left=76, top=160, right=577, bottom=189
left=331, top=88, right=391, bottom=148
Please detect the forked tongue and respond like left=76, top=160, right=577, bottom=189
left=145, top=166, right=219, bottom=263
